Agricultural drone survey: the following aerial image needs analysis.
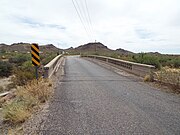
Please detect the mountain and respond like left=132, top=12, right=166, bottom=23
left=66, top=42, right=113, bottom=55
left=115, top=48, right=134, bottom=55
left=0, top=43, right=62, bottom=53
left=66, top=42, right=134, bottom=55
left=0, top=42, right=135, bottom=55
left=39, top=44, right=62, bottom=53
left=75, top=42, right=111, bottom=52
left=0, top=43, right=7, bottom=48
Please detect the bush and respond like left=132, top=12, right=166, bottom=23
left=5, top=83, right=16, bottom=91
left=0, top=49, right=6, bottom=54
left=0, top=61, right=13, bottom=77
left=2, top=101, right=31, bottom=123
left=2, top=79, right=53, bottom=124
left=9, top=54, right=31, bottom=66
left=172, top=58, right=180, bottom=68
left=12, top=68, right=35, bottom=86
left=133, top=53, right=161, bottom=69
left=22, top=61, right=32, bottom=69
left=154, top=67, right=180, bottom=89
left=22, top=79, right=53, bottom=103
left=144, top=75, right=153, bottom=82
left=0, top=86, right=4, bottom=92
left=41, top=53, right=57, bottom=65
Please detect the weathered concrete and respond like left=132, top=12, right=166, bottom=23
left=83, top=55, right=155, bottom=77
left=44, top=55, right=64, bottom=78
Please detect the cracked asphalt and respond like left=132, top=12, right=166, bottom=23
left=40, top=56, right=180, bottom=135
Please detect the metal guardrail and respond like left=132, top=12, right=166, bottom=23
left=83, top=55, right=155, bottom=77
left=44, top=55, right=63, bottom=78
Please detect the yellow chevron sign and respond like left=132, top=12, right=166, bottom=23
left=31, top=43, right=40, bottom=66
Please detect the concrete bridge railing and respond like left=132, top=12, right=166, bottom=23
left=83, top=55, right=155, bottom=77
left=44, top=55, right=63, bottom=78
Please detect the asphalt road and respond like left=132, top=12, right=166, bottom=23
left=41, top=56, right=180, bottom=135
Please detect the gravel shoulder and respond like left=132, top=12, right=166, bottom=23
left=22, top=57, right=65, bottom=134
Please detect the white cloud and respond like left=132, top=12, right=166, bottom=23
left=0, top=0, right=180, bottom=54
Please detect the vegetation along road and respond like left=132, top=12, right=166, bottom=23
left=38, top=56, right=180, bottom=134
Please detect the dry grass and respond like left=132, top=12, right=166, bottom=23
left=154, top=67, right=180, bottom=89
left=144, top=75, right=152, bottom=82
left=5, top=83, right=16, bottom=91
left=17, top=78, right=53, bottom=103
left=0, top=86, right=4, bottom=92
left=2, top=78, right=53, bottom=124
left=3, top=101, right=31, bottom=123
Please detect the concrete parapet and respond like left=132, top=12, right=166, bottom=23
left=44, top=55, right=63, bottom=78
left=83, top=55, right=155, bottom=77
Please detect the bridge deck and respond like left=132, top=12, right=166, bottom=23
left=40, top=56, right=180, bottom=134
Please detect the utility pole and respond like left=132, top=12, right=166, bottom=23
left=57, top=43, right=60, bottom=55
left=94, top=40, right=97, bottom=53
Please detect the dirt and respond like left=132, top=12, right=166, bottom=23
left=146, top=81, right=180, bottom=94
left=0, top=76, right=12, bottom=91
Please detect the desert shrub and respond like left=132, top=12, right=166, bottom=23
left=9, top=54, right=31, bottom=66
left=0, top=61, right=13, bottom=77
left=144, top=75, right=153, bottom=82
left=2, top=79, right=53, bottom=123
left=22, top=79, right=53, bottom=103
left=171, top=58, right=180, bottom=68
left=16, top=89, right=39, bottom=109
left=133, top=53, right=161, bottom=69
left=154, top=67, right=180, bottom=89
left=0, top=49, right=6, bottom=54
left=91, top=52, right=100, bottom=55
left=21, top=60, right=34, bottom=71
left=5, top=83, right=16, bottom=91
left=41, top=53, right=57, bottom=65
left=15, top=78, right=52, bottom=104
left=109, top=53, right=119, bottom=59
left=12, top=67, right=34, bottom=86
left=0, top=86, right=4, bottom=92
left=118, top=55, right=134, bottom=61
left=2, top=100, right=31, bottom=123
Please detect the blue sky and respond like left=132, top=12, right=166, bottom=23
left=0, top=0, right=180, bottom=54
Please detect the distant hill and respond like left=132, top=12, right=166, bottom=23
left=0, top=43, right=7, bottom=48
left=39, top=44, right=62, bottom=53
left=2, top=42, right=168, bottom=56
left=145, top=52, right=161, bottom=55
left=0, top=43, right=62, bottom=53
left=75, top=42, right=111, bottom=51
left=115, top=48, right=134, bottom=55
left=66, top=42, right=134, bottom=55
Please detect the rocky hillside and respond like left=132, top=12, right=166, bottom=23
left=0, top=42, right=134, bottom=55
left=75, top=42, right=111, bottom=51
left=115, top=48, right=134, bottom=55
left=66, top=42, right=133, bottom=55
left=0, top=43, right=61, bottom=53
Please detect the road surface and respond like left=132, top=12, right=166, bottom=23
left=41, top=56, right=180, bottom=135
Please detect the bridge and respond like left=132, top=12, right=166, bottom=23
left=39, top=55, right=180, bottom=134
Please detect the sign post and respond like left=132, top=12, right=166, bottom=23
left=31, top=43, right=40, bottom=79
